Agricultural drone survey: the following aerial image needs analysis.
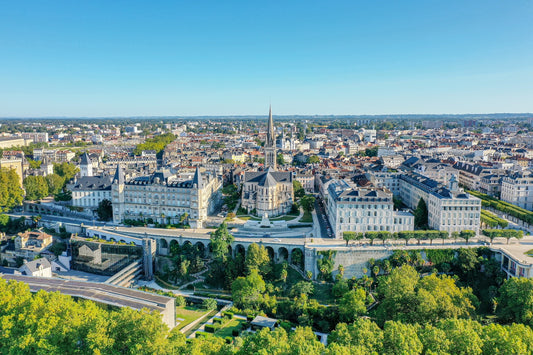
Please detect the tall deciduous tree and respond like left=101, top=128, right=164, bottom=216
left=0, top=168, right=24, bottom=211
left=231, top=269, right=266, bottom=309
left=245, top=243, right=271, bottom=276
left=46, top=173, right=64, bottom=195
left=210, top=222, right=234, bottom=262
left=23, top=175, right=49, bottom=200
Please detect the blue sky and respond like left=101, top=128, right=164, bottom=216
left=0, top=0, right=531, bottom=117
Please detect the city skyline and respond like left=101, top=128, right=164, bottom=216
left=0, top=1, right=532, bottom=116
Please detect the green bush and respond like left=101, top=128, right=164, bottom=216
left=222, top=311, right=234, bottom=319
left=225, top=336, right=233, bottom=344
left=204, top=324, right=219, bottom=333
left=213, top=317, right=223, bottom=324
left=196, top=331, right=210, bottom=338
left=175, top=295, right=186, bottom=307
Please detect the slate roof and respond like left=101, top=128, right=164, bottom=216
left=72, top=176, right=113, bottom=190
left=21, top=258, right=51, bottom=274
left=244, top=168, right=292, bottom=185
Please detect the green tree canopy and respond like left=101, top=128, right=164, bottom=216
left=245, top=243, right=271, bottom=276
left=0, top=168, right=24, bottom=211
left=210, top=222, right=234, bottom=262
left=414, top=198, right=428, bottom=229
left=23, top=175, right=49, bottom=201
left=231, top=269, right=266, bottom=309
left=97, top=199, right=113, bottom=221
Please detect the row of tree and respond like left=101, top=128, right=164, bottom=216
left=469, top=190, right=533, bottom=225
left=342, top=229, right=480, bottom=245
left=481, top=209, right=509, bottom=229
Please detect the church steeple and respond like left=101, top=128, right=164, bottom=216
left=264, top=105, right=277, bottom=169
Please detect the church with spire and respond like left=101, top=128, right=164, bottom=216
left=264, top=105, right=277, bottom=169
left=241, top=106, right=294, bottom=217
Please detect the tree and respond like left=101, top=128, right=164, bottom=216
left=280, top=268, right=288, bottom=283
left=343, top=231, right=356, bottom=246
left=46, top=173, right=64, bottom=195
left=459, top=230, right=476, bottom=244
left=23, top=175, right=49, bottom=200
left=300, top=195, right=315, bottom=213
left=245, top=243, right=271, bottom=276
left=382, top=321, right=423, bottom=355
left=290, top=281, right=314, bottom=298
left=497, top=277, right=533, bottom=326
left=414, top=198, right=428, bottom=229
left=308, top=155, right=320, bottom=164
left=202, top=297, right=217, bottom=310
left=0, top=168, right=24, bottom=211
left=210, top=222, right=234, bottom=262
left=277, top=153, right=285, bottom=166
left=293, top=180, right=305, bottom=199
left=231, top=269, right=266, bottom=309
left=53, top=162, right=79, bottom=186
left=338, top=288, right=367, bottom=322
left=96, top=199, right=113, bottom=221
left=27, top=158, right=42, bottom=169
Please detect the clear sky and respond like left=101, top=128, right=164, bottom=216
left=0, top=0, right=532, bottom=117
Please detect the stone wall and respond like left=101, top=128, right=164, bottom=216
left=305, top=246, right=393, bottom=279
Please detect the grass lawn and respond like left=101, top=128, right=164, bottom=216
left=526, top=249, right=533, bottom=256
left=215, top=318, right=247, bottom=338
left=299, top=211, right=313, bottom=223
left=175, top=306, right=210, bottom=330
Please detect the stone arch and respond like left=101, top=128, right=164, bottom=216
left=169, top=239, right=179, bottom=254
left=195, top=242, right=206, bottom=258
left=278, top=247, right=289, bottom=263
left=160, top=239, right=168, bottom=249
left=265, top=246, right=275, bottom=262
left=119, top=239, right=126, bottom=244
left=235, top=244, right=246, bottom=258
left=290, top=248, right=304, bottom=269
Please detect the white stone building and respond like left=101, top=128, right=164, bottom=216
left=399, top=173, right=481, bottom=233
left=241, top=167, right=294, bottom=217
left=501, top=171, right=533, bottom=211
left=111, top=166, right=222, bottom=228
left=326, top=180, right=414, bottom=239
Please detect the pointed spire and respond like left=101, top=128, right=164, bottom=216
left=267, top=104, right=274, bottom=148
left=113, top=164, right=124, bottom=184
left=192, top=166, right=202, bottom=188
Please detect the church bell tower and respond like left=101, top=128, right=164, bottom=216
left=264, top=105, right=277, bottom=169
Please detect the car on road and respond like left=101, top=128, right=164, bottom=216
left=272, top=238, right=282, bottom=242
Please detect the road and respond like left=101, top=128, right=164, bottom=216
left=8, top=212, right=111, bottom=227
left=314, top=197, right=333, bottom=239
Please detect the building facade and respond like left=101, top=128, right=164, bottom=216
left=241, top=168, right=294, bottom=217
left=111, top=166, right=222, bottom=228
left=501, top=171, right=533, bottom=211
left=399, top=173, right=481, bottom=233
left=327, top=180, right=414, bottom=239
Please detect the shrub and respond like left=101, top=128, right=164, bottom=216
left=204, top=324, right=219, bottom=333
left=222, top=311, right=234, bottom=319
left=202, top=297, right=217, bottom=310
left=213, top=317, right=223, bottom=325
left=175, top=295, right=186, bottom=307
left=232, top=329, right=240, bottom=337
left=225, top=336, right=233, bottom=344
left=196, top=331, right=210, bottom=338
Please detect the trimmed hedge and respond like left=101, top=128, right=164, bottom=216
left=213, top=317, right=224, bottom=325
left=204, top=324, right=219, bottom=333
left=196, top=331, right=211, bottom=338
left=222, top=311, right=234, bottom=319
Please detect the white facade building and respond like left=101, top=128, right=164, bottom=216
left=501, top=171, right=533, bottom=211
left=399, top=173, right=481, bottom=233
left=327, top=180, right=414, bottom=239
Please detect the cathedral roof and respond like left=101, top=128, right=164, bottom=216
left=244, top=169, right=292, bottom=185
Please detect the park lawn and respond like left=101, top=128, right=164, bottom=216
left=299, top=211, right=313, bottom=223
left=175, top=306, right=210, bottom=330
left=215, top=318, right=247, bottom=338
